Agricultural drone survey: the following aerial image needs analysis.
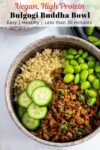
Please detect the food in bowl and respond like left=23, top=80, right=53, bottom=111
left=13, top=48, right=100, bottom=142
left=14, top=49, right=64, bottom=95
left=84, top=27, right=100, bottom=47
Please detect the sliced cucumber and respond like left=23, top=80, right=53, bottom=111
left=18, top=91, right=32, bottom=108
left=28, top=103, right=47, bottom=119
left=32, top=87, right=53, bottom=106
left=17, top=107, right=26, bottom=119
left=22, top=112, right=40, bottom=130
left=14, top=95, right=19, bottom=103
left=27, top=80, right=46, bottom=97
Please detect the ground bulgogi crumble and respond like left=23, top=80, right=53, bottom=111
left=32, top=69, right=100, bottom=142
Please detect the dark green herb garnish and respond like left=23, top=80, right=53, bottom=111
left=57, top=89, right=64, bottom=96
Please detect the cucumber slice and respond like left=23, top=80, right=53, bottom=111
left=14, top=95, right=19, bottom=103
left=32, top=87, right=53, bottom=106
left=28, top=103, right=47, bottom=119
left=17, top=107, right=26, bottom=119
left=18, top=91, right=32, bottom=108
left=22, top=112, right=40, bottom=130
left=27, top=80, right=46, bottom=97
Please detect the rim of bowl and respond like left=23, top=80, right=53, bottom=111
left=5, top=35, right=100, bottom=147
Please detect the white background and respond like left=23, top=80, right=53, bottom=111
left=0, top=27, right=100, bottom=150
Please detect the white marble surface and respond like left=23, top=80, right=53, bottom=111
left=0, top=27, right=100, bottom=150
